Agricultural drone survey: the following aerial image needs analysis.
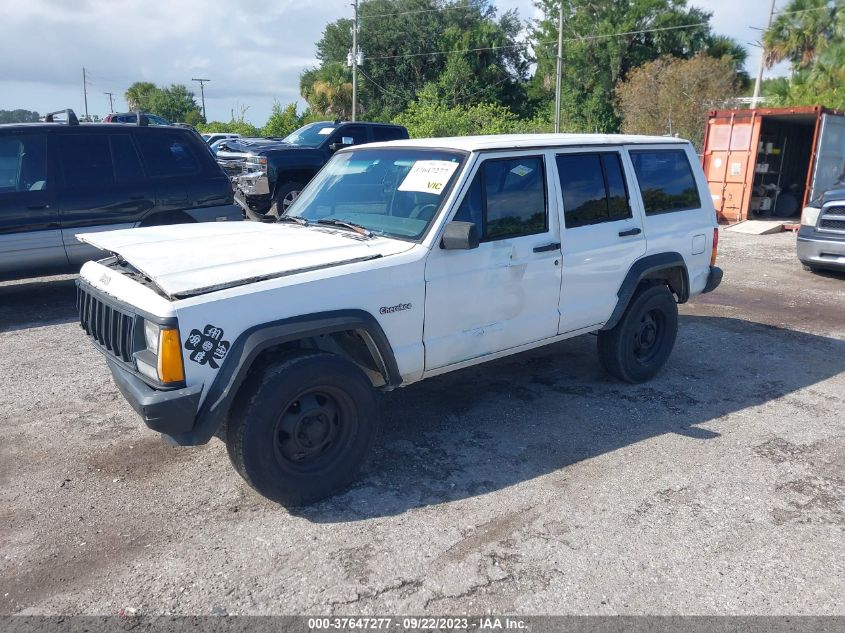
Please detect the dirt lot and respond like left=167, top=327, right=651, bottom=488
left=1, top=231, right=843, bottom=616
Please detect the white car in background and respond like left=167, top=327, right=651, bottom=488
left=201, top=132, right=240, bottom=146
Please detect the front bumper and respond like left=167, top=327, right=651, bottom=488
left=702, top=266, right=723, bottom=294
left=108, top=359, right=202, bottom=437
left=238, top=170, right=270, bottom=196
left=797, top=227, right=845, bottom=271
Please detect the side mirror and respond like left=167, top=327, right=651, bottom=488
left=329, top=137, right=354, bottom=152
left=441, top=221, right=480, bottom=250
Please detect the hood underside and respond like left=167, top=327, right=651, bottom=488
left=78, top=222, right=412, bottom=299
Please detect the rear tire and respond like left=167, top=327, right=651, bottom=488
left=597, top=285, right=678, bottom=384
left=225, top=351, right=379, bottom=506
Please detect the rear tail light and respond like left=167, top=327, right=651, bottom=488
left=710, top=228, right=719, bottom=267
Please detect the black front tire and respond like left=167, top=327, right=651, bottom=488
left=597, top=285, right=678, bottom=384
left=225, top=351, right=380, bottom=506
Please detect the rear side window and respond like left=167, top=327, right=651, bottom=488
left=455, top=156, right=547, bottom=240
left=0, top=134, right=47, bottom=192
left=334, top=126, right=367, bottom=146
left=372, top=127, right=406, bottom=142
left=630, top=149, right=701, bottom=214
left=556, top=152, right=632, bottom=228
left=135, top=132, right=201, bottom=177
left=110, top=134, right=145, bottom=183
left=58, top=134, right=114, bottom=189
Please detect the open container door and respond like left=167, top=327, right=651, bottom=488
left=808, top=113, right=845, bottom=204
left=702, top=112, right=760, bottom=223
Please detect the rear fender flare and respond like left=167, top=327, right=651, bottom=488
left=602, top=252, right=689, bottom=331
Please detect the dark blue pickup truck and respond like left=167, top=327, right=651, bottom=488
left=236, top=120, right=409, bottom=219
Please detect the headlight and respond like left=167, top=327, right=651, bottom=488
left=801, top=206, right=821, bottom=227
left=144, top=320, right=160, bottom=354
left=136, top=321, right=185, bottom=385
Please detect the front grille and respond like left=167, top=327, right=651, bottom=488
left=77, top=284, right=137, bottom=364
left=820, top=218, right=845, bottom=232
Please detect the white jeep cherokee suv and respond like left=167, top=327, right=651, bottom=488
left=76, top=134, right=722, bottom=505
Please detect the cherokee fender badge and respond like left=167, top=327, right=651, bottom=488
left=379, top=303, right=412, bottom=315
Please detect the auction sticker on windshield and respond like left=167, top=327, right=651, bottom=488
left=398, top=160, right=460, bottom=195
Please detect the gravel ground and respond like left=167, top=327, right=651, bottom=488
left=1, top=230, right=843, bottom=616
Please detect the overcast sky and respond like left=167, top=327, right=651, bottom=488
left=1, top=0, right=785, bottom=125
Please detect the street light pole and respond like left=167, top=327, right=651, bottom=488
left=751, top=0, right=777, bottom=109
left=192, top=78, right=210, bottom=122
left=554, top=1, right=564, bottom=133
left=352, top=0, right=359, bottom=122
left=82, top=67, right=89, bottom=121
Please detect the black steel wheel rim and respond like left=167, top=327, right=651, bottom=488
left=273, top=386, right=355, bottom=472
left=632, top=308, right=664, bottom=364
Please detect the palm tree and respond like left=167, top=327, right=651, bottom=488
left=124, top=82, right=157, bottom=111
left=763, top=0, right=843, bottom=69
left=300, top=64, right=353, bottom=119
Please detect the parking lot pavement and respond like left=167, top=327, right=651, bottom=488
left=0, top=231, right=843, bottom=616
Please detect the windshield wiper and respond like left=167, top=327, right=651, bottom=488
left=316, top=219, right=373, bottom=238
left=277, top=215, right=309, bottom=226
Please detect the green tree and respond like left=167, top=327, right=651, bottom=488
left=300, top=63, right=354, bottom=119
left=182, top=110, right=205, bottom=126
left=763, top=0, right=843, bottom=69
left=123, top=82, right=202, bottom=122
left=529, top=0, right=737, bottom=132
left=307, top=0, right=529, bottom=120
left=394, top=89, right=551, bottom=138
left=616, top=54, right=742, bottom=150
left=124, top=82, right=158, bottom=111
left=0, top=109, right=40, bottom=123
left=197, top=120, right=262, bottom=137
left=762, top=0, right=845, bottom=108
left=262, top=102, right=305, bottom=137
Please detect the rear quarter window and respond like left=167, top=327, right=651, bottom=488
left=630, top=148, right=701, bottom=215
left=372, top=127, right=408, bottom=142
left=135, top=132, right=203, bottom=178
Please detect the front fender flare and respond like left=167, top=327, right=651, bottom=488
left=170, top=310, right=400, bottom=445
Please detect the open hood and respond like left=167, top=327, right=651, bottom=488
left=77, top=222, right=413, bottom=299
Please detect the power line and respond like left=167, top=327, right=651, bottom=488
left=357, top=67, right=415, bottom=102
left=362, top=21, right=710, bottom=61
left=359, top=5, right=476, bottom=20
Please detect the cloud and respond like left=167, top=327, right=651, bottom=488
left=0, top=0, right=789, bottom=125
left=0, top=0, right=349, bottom=122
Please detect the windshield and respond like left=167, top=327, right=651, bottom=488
left=282, top=122, right=339, bottom=147
left=285, top=148, right=466, bottom=240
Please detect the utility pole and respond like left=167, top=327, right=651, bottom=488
left=553, top=1, right=564, bottom=133
left=104, top=91, right=115, bottom=113
left=350, top=0, right=359, bottom=122
left=192, top=78, right=210, bottom=122
left=82, top=67, right=89, bottom=121
left=751, top=0, right=777, bottom=109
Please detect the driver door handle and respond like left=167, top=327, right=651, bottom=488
left=618, top=227, right=642, bottom=237
left=533, top=242, right=560, bottom=253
